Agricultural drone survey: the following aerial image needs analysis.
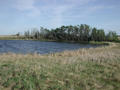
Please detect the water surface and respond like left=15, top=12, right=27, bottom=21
left=0, top=40, right=100, bottom=54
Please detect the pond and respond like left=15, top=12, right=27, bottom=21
left=0, top=40, right=100, bottom=54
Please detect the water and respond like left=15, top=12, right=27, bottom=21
left=0, top=40, right=100, bottom=54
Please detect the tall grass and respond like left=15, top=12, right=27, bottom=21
left=0, top=43, right=120, bottom=90
left=0, top=35, right=25, bottom=40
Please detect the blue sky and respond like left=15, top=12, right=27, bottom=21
left=0, top=0, right=120, bottom=35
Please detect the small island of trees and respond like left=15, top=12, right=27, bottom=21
left=23, top=24, right=118, bottom=42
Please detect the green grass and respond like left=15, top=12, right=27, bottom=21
left=0, top=43, right=120, bottom=90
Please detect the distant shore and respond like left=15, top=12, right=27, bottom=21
left=0, top=35, right=110, bottom=46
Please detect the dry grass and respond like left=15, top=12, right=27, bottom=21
left=0, top=35, right=25, bottom=40
left=0, top=42, right=120, bottom=90
left=118, top=36, right=120, bottom=40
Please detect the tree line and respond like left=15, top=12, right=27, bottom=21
left=23, top=24, right=119, bottom=42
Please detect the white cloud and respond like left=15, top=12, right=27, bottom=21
left=50, top=6, right=69, bottom=27
left=12, top=0, right=115, bottom=27
left=47, top=0, right=96, bottom=27
left=14, top=0, right=40, bottom=16
left=15, top=0, right=35, bottom=11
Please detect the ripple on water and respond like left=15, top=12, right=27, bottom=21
left=0, top=40, right=100, bottom=54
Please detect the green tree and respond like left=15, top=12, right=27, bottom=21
left=91, top=28, right=97, bottom=41
left=106, top=31, right=118, bottom=41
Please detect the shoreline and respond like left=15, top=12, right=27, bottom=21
left=0, top=37, right=110, bottom=45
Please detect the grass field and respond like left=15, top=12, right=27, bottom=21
left=0, top=43, right=120, bottom=90
left=0, top=35, right=25, bottom=40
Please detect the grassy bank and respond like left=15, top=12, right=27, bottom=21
left=0, top=43, right=120, bottom=90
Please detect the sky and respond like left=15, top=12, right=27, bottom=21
left=0, top=0, right=120, bottom=35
